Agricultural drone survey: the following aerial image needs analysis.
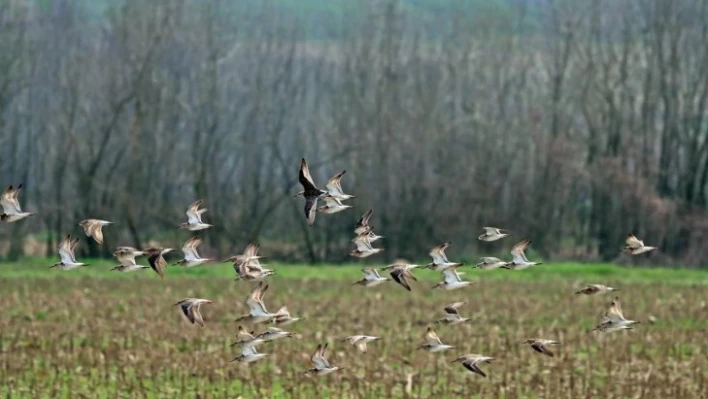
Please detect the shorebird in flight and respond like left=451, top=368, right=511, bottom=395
left=418, top=327, right=454, bottom=352
left=475, top=257, right=506, bottom=270
left=224, top=243, right=265, bottom=265
left=145, top=247, right=173, bottom=279
left=451, top=354, right=494, bottom=377
left=353, top=267, right=389, bottom=287
left=235, top=282, right=278, bottom=324
left=50, top=234, right=88, bottom=270
left=305, top=343, right=344, bottom=376
left=173, top=236, right=213, bottom=267
left=0, top=184, right=35, bottom=223
left=179, top=200, right=212, bottom=231
left=295, top=158, right=328, bottom=226
left=78, top=219, right=112, bottom=245
left=435, top=302, right=471, bottom=325
left=113, top=246, right=146, bottom=265
left=173, top=298, right=212, bottom=327
left=231, top=345, right=268, bottom=364
left=257, top=327, right=298, bottom=342
left=623, top=234, right=656, bottom=255
left=340, top=335, right=381, bottom=353
left=318, top=195, right=353, bottom=215
left=432, top=266, right=474, bottom=290
left=274, top=306, right=301, bottom=326
left=353, top=209, right=373, bottom=235
left=478, top=227, right=510, bottom=242
left=350, top=234, right=383, bottom=258
left=325, top=170, right=355, bottom=201
left=523, top=339, right=559, bottom=357
left=426, top=242, right=463, bottom=271
left=590, top=296, right=640, bottom=333
left=501, top=239, right=542, bottom=270
left=231, top=325, right=266, bottom=348
left=380, top=264, right=419, bottom=291
left=575, top=284, right=618, bottom=296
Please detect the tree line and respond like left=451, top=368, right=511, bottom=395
left=0, top=0, right=706, bottom=267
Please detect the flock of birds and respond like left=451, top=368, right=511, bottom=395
left=0, top=158, right=656, bottom=377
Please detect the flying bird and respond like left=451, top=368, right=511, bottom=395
left=450, top=354, right=494, bottom=377
left=113, top=246, right=147, bottom=266
left=340, top=335, right=381, bottom=353
left=305, top=343, right=344, bottom=376
left=231, top=325, right=266, bottom=348
left=257, top=327, right=298, bottom=342
left=235, top=282, right=278, bottom=324
left=318, top=195, right=353, bottom=214
left=49, top=234, right=88, bottom=270
left=426, top=242, right=463, bottom=271
left=173, top=236, right=213, bottom=267
left=523, top=339, right=559, bottom=357
left=575, top=284, right=618, bottom=296
left=418, top=327, right=454, bottom=352
left=353, top=209, right=373, bottom=235
left=352, top=267, right=389, bottom=287
left=231, top=345, right=268, bottom=364
left=350, top=234, right=384, bottom=258
left=623, top=234, right=656, bottom=255
left=173, top=298, right=212, bottom=327
left=478, top=227, right=511, bottom=242
left=436, top=302, right=471, bottom=325
left=475, top=257, right=506, bottom=270
left=274, top=306, right=301, bottom=326
left=501, top=239, right=542, bottom=270
left=295, top=158, right=328, bottom=226
left=179, top=200, right=212, bottom=231
left=380, top=264, right=420, bottom=291
left=78, top=219, right=112, bottom=245
left=324, top=170, right=355, bottom=201
left=0, top=184, right=35, bottom=223
left=432, top=265, right=474, bottom=290
left=590, top=296, right=640, bottom=333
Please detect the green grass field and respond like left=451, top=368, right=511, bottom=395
left=1, top=261, right=706, bottom=398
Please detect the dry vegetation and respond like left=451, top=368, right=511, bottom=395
left=1, top=274, right=705, bottom=398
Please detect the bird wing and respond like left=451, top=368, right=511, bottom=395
left=325, top=170, right=346, bottom=197
left=444, top=302, right=464, bottom=315
left=180, top=301, right=196, bottom=324
left=362, top=267, right=380, bottom=279
left=482, top=227, right=500, bottom=235
left=238, top=325, right=255, bottom=340
left=310, top=344, right=327, bottom=368
left=510, top=239, right=531, bottom=263
left=192, top=303, right=205, bottom=326
left=353, top=236, right=374, bottom=252
left=147, top=252, right=166, bottom=278
left=243, top=243, right=260, bottom=258
left=390, top=268, right=412, bottom=291
left=247, top=283, right=270, bottom=315
left=181, top=236, right=202, bottom=261
left=0, top=185, right=23, bottom=214
left=462, top=361, right=487, bottom=377
left=442, top=269, right=463, bottom=284
left=58, top=234, right=75, bottom=264
left=429, top=242, right=450, bottom=264
left=304, top=197, right=318, bottom=225
left=241, top=345, right=258, bottom=356
left=86, top=222, right=105, bottom=245
left=481, top=257, right=502, bottom=263
left=606, top=296, right=625, bottom=320
left=531, top=341, right=554, bottom=357
left=424, top=327, right=443, bottom=346
left=321, top=195, right=344, bottom=207
left=356, top=341, right=368, bottom=353
left=625, top=234, right=643, bottom=249
left=186, top=200, right=203, bottom=224
left=299, top=158, right=318, bottom=191
left=355, top=209, right=372, bottom=229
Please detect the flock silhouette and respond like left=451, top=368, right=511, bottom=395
left=0, top=157, right=654, bottom=377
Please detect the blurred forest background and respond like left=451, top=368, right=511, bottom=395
left=1, top=0, right=707, bottom=267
